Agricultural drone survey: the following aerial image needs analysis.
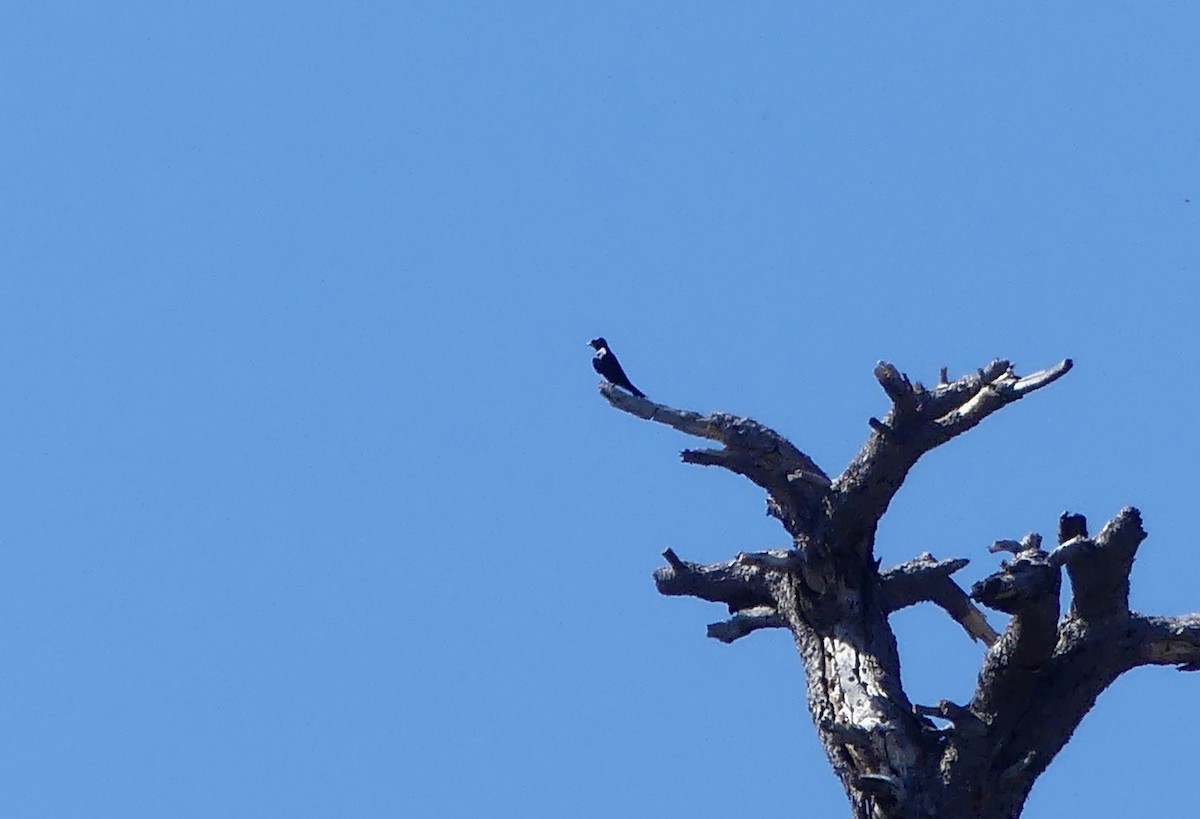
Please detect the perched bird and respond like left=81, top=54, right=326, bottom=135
left=589, top=337, right=645, bottom=397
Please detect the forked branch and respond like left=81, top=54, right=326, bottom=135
left=831, top=358, right=1072, bottom=554
left=1050, top=507, right=1146, bottom=619
left=653, top=548, right=791, bottom=643
left=955, top=507, right=1196, bottom=815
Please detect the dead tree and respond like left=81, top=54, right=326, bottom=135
left=598, top=358, right=1200, bottom=819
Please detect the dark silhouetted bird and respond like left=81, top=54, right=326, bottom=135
left=589, top=337, right=645, bottom=397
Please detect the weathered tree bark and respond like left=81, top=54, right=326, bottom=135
left=598, top=358, right=1200, bottom=819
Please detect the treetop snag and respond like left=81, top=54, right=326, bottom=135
left=597, top=357, right=1198, bottom=819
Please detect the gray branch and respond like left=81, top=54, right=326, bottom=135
left=879, top=554, right=999, bottom=645
left=707, top=606, right=787, bottom=643
left=599, top=383, right=826, bottom=487
left=831, top=358, right=1072, bottom=555
left=654, top=548, right=778, bottom=616
left=1132, top=613, right=1200, bottom=670
left=600, top=383, right=828, bottom=533
left=654, top=549, right=796, bottom=642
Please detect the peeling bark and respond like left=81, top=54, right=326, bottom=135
left=597, top=357, right=1198, bottom=818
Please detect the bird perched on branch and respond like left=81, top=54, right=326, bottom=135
left=589, top=337, right=645, bottom=398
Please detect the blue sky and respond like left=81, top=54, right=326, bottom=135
left=2, top=3, right=1198, bottom=817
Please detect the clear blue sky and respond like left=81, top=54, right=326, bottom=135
left=3, top=3, right=1198, bottom=817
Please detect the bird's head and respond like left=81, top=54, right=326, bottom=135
left=588, top=337, right=608, bottom=351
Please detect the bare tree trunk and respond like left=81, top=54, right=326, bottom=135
left=598, top=358, right=1200, bottom=818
